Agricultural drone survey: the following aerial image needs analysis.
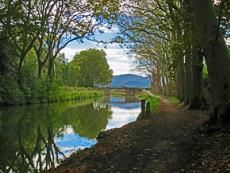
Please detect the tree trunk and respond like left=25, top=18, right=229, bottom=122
left=35, top=45, right=43, bottom=78
left=162, top=75, right=167, bottom=95
left=152, top=72, right=160, bottom=94
left=18, top=58, right=24, bottom=75
left=38, top=62, right=42, bottom=78
left=183, top=46, right=192, bottom=106
left=48, top=57, right=54, bottom=78
left=175, top=64, right=183, bottom=100
left=36, top=49, right=43, bottom=78
left=189, top=46, right=204, bottom=109
left=156, top=66, right=162, bottom=93
left=150, top=73, right=155, bottom=92
left=183, top=0, right=194, bottom=106
left=191, top=0, right=230, bottom=123
left=172, top=28, right=184, bottom=100
left=18, top=52, right=26, bottom=84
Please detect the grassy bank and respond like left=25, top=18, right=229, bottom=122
left=0, top=85, right=103, bottom=106
left=37, top=87, right=104, bottom=104
left=110, top=89, right=126, bottom=96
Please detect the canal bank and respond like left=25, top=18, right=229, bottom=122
left=0, top=87, right=103, bottom=106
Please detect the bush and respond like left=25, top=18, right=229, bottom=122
left=0, top=74, right=103, bottom=106
left=0, top=75, right=25, bottom=105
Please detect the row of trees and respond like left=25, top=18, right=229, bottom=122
left=117, top=0, right=230, bottom=123
left=0, top=0, right=116, bottom=104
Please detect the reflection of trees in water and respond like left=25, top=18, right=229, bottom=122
left=0, top=100, right=111, bottom=172
left=0, top=109, right=65, bottom=173
left=31, top=126, right=66, bottom=171
left=69, top=102, right=112, bottom=139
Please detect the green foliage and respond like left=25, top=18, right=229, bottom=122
left=0, top=47, right=104, bottom=105
left=72, top=49, right=113, bottom=87
left=0, top=35, right=24, bottom=105
left=88, top=0, right=119, bottom=21
left=0, top=35, right=105, bottom=105
left=0, top=73, right=103, bottom=105
left=203, top=64, right=209, bottom=79
left=57, top=56, right=80, bottom=87
left=147, top=96, right=160, bottom=112
left=23, top=49, right=38, bottom=77
left=169, top=96, right=180, bottom=105
left=201, top=62, right=211, bottom=105
left=49, top=87, right=104, bottom=103
left=0, top=0, right=118, bottom=105
left=0, top=75, right=25, bottom=105
left=0, top=35, right=16, bottom=75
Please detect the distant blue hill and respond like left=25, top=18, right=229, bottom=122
left=110, top=74, right=151, bottom=89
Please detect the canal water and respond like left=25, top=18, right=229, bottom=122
left=0, top=96, right=141, bottom=172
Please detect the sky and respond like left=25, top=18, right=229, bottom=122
left=61, top=26, right=140, bottom=76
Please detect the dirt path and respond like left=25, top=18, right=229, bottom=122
left=52, top=97, right=230, bottom=173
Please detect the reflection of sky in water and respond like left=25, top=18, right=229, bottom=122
left=106, top=107, right=140, bottom=129
left=55, top=128, right=97, bottom=156
left=55, top=97, right=140, bottom=156
left=109, top=103, right=141, bottom=109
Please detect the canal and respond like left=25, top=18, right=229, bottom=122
left=0, top=96, right=141, bottom=172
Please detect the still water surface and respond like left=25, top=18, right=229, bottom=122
left=0, top=96, right=140, bottom=172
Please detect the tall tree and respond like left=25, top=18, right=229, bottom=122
left=190, top=0, right=230, bottom=123
left=72, top=49, right=113, bottom=87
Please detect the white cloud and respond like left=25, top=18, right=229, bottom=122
left=106, top=106, right=140, bottom=129
left=60, top=47, right=84, bottom=61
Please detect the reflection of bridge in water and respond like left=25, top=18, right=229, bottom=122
left=108, top=96, right=140, bottom=104
left=103, top=87, right=144, bottom=98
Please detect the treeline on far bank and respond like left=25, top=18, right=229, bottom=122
left=0, top=44, right=112, bottom=105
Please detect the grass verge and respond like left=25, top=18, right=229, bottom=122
left=29, top=87, right=104, bottom=104
left=168, top=96, right=180, bottom=105
left=139, top=93, right=160, bottom=112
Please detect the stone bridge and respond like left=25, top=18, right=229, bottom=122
left=103, top=87, right=144, bottom=96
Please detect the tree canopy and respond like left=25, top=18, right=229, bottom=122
left=72, top=49, right=113, bottom=87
